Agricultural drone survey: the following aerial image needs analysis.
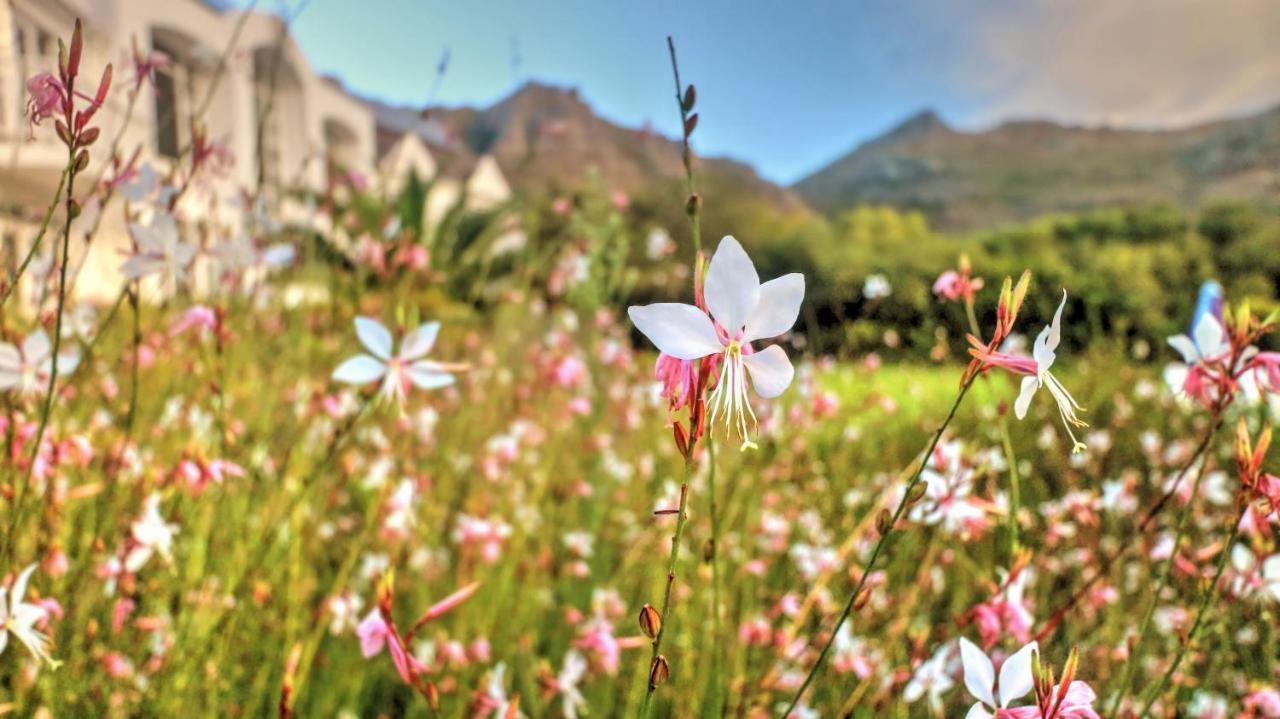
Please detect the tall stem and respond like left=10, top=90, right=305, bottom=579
left=0, top=169, right=67, bottom=307
left=781, top=378, right=974, bottom=715
left=5, top=148, right=77, bottom=563
left=999, top=416, right=1020, bottom=558
left=1137, top=505, right=1246, bottom=717
left=641, top=449, right=696, bottom=717
left=1107, top=449, right=1212, bottom=715
left=706, top=434, right=722, bottom=713
left=666, top=36, right=701, bottom=259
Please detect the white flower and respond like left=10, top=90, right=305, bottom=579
left=0, top=329, right=80, bottom=396
left=1014, top=291, right=1088, bottom=453
left=0, top=563, right=56, bottom=666
left=332, top=317, right=463, bottom=406
left=959, top=637, right=1037, bottom=719
left=557, top=649, right=588, bottom=718
left=902, top=643, right=954, bottom=713
left=1231, top=545, right=1280, bottom=602
left=863, top=273, right=891, bottom=300
left=125, top=493, right=178, bottom=573
left=628, top=236, right=804, bottom=448
left=122, top=214, right=197, bottom=282
left=119, top=163, right=159, bottom=203
left=1167, top=311, right=1230, bottom=367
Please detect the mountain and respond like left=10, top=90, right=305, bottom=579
left=390, top=82, right=807, bottom=212
left=795, top=106, right=1280, bottom=229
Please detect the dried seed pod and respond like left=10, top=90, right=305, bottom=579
left=875, top=508, right=893, bottom=536
left=648, top=655, right=671, bottom=688
left=639, top=604, right=662, bottom=639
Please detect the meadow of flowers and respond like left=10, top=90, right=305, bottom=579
left=2, top=19, right=1280, bottom=719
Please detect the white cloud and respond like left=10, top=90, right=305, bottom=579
left=950, top=0, right=1280, bottom=128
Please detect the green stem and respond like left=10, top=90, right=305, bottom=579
left=0, top=169, right=68, bottom=307
left=5, top=150, right=77, bottom=564
left=640, top=449, right=696, bottom=718
left=1137, top=505, right=1245, bottom=717
left=707, top=434, right=722, bottom=715
left=999, top=416, right=1020, bottom=559
left=1107, top=451, right=1212, bottom=715
left=781, top=378, right=974, bottom=715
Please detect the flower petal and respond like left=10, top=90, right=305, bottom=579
left=959, top=637, right=996, bottom=708
left=1166, top=334, right=1199, bottom=364
left=742, top=273, right=804, bottom=343
left=407, top=362, right=455, bottom=390
left=332, top=355, right=386, bottom=384
left=22, top=330, right=50, bottom=364
left=627, top=303, right=722, bottom=360
left=1193, top=313, right=1225, bottom=358
left=965, top=703, right=994, bottom=719
left=742, top=345, right=794, bottom=399
left=703, top=235, right=759, bottom=335
left=997, top=641, right=1037, bottom=706
left=9, top=564, right=37, bottom=607
left=400, top=322, right=440, bottom=360
left=354, top=317, right=394, bottom=360
left=1014, top=376, right=1039, bottom=419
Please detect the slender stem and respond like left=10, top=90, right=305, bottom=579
left=0, top=169, right=68, bottom=307
left=5, top=149, right=77, bottom=563
left=781, top=378, right=974, bottom=716
left=666, top=36, right=701, bottom=259
left=707, top=434, right=722, bottom=713
left=640, top=449, right=696, bottom=718
left=1107, top=450, right=1212, bottom=715
left=999, top=416, right=1020, bottom=559
left=1035, top=416, right=1222, bottom=640
left=1137, top=505, right=1245, bottom=717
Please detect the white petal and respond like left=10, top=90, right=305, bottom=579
left=1193, top=313, right=1226, bottom=357
left=22, top=330, right=50, bottom=364
left=354, top=317, right=394, bottom=360
left=1166, top=335, right=1199, bottom=364
left=9, top=564, right=37, bottom=607
left=1014, top=376, right=1039, bottom=420
left=400, top=322, right=440, bottom=360
left=965, top=703, right=994, bottom=719
left=1031, top=324, right=1056, bottom=372
left=742, top=345, right=794, bottom=399
left=1046, top=291, right=1066, bottom=351
left=332, top=355, right=386, bottom=384
left=1232, top=544, right=1255, bottom=572
left=742, top=273, right=804, bottom=343
left=55, top=350, right=80, bottom=376
left=407, top=362, right=455, bottom=390
left=0, top=344, right=19, bottom=375
left=997, top=641, right=1037, bottom=706
left=703, top=236, right=760, bottom=335
left=627, top=303, right=722, bottom=360
left=0, top=627, right=7, bottom=656
left=959, top=637, right=997, bottom=708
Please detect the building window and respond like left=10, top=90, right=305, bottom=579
left=151, top=38, right=187, bottom=158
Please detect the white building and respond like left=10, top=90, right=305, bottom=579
left=0, top=0, right=512, bottom=302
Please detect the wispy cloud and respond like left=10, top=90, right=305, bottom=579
left=949, top=0, right=1280, bottom=128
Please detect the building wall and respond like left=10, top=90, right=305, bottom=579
left=0, top=0, right=379, bottom=303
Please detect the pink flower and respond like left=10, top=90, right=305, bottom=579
left=170, top=305, right=219, bottom=337
left=934, top=267, right=984, bottom=303
left=575, top=617, right=622, bottom=674
left=1245, top=688, right=1280, bottom=717
left=25, top=73, right=65, bottom=135
left=357, top=610, right=391, bottom=658
left=130, top=48, right=169, bottom=93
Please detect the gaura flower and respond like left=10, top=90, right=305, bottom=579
left=122, top=214, right=198, bottom=282
left=628, top=236, right=803, bottom=448
left=125, top=494, right=178, bottom=573
left=959, top=637, right=1037, bottom=719
left=975, top=291, right=1087, bottom=453
left=24, top=73, right=65, bottom=136
left=332, top=317, right=467, bottom=406
left=0, top=329, right=81, bottom=396
left=0, top=563, right=57, bottom=667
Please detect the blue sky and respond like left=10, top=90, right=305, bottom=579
left=261, top=0, right=1280, bottom=184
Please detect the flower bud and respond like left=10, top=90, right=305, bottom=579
left=853, top=586, right=872, bottom=611
left=875, top=508, right=893, bottom=536
left=648, top=655, right=670, bottom=688
left=639, top=604, right=661, bottom=639
left=906, top=480, right=928, bottom=505
left=681, top=84, right=696, bottom=112
left=683, top=113, right=699, bottom=138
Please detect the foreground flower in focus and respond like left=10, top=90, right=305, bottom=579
left=628, top=236, right=803, bottom=448
left=0, top=564, right=57, bottom=667
left=332, top=317, right=467, bottom=406
left=960, top=637, right=1037, bottom=719
left=972, top=291, right=1088, bottom=453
